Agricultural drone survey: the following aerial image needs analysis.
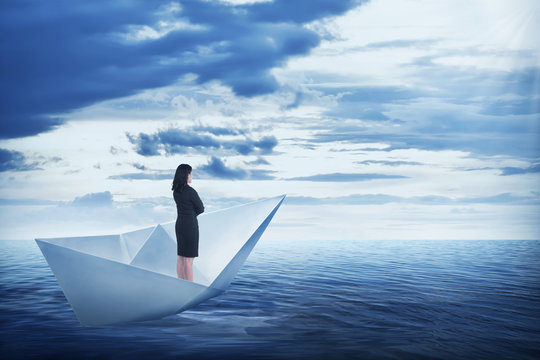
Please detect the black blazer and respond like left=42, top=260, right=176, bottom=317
left=173, top=185, right=204, bottom=217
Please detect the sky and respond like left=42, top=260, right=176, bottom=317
left=0, top=0, right=539, bottom=241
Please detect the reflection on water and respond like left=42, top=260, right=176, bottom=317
left=1, top=239, right=539, bottom=359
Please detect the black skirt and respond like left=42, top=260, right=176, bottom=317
left=175, top=216, right=199, bottom=257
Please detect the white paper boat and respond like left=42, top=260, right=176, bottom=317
left=35, top=194, right=286, bottom=326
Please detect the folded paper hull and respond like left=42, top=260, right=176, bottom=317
left=35, top=195, right=285, bottom=326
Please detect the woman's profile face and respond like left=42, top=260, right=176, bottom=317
left=188, top=171, right=193, bottom=184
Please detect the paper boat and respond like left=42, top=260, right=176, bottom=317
left=35, top=195, right=285, bottom=326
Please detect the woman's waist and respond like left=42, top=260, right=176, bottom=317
left=176, top=212, right=197, bottom=218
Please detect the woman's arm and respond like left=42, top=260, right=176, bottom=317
left=192, top=188, right=204, bottom=215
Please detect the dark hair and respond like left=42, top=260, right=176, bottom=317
left=172, top=163, right=192, bottom=192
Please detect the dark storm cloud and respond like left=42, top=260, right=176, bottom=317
left=286, top=172, right=407, bottom=182
left=127, top=127, right=278, bottom=156
left=0, top=148, right=39, bottom=172
left=0, top=0, right=365, bottom=138
left=246, top=0, right=359, bottom=23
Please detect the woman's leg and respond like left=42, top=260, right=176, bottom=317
left=177, top=256, right=183, bottom=279
left=183, top=257, right=194, bottom=282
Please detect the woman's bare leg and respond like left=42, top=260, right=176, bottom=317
left=183, top=257, right=194, bottom=282
left=177, top=256, right=183, bottom=279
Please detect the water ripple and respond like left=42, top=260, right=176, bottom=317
left=1, top=239, right=539, bottom=359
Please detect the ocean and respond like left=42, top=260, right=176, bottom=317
left=1, top=239, right=539, bottom=359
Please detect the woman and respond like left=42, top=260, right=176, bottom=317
left=172, top=164, right=204, bottom=281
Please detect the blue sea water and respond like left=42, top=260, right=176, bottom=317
left=1, top=239, right=539, bottom=360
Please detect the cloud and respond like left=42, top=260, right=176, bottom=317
left=70, top=191, right=113, bottom=207
left=246, top=0, right=360, bottom=23
left=199, top=156, right=275, bottom=180
left=286, top=192, right=540, bottom=206
left=192, top=125, right=246, bottom=136
left=284, top=91, right=304, bottom=110
left=127, top=127, right=278, bottom=156
left=0, top=148, right=39, bottom=172
left=0, top=198, right=58, bottom=206
left=132, top=163, right=147, bottom=170
left=286, top=194, right=402, bottom=205
left=110, top=146, right=128, bottom=155
left=481, top=97, right=540, bottom=116
left=458, top=193, right=540, bottom=205
left=286, top=172, right=407, bottom=181
left=356, top=160, right=423, bottom=166
left=323, top=85, right=421, bottom=103
left=110, top=156, right=274, bottom=181
left=247, top=169, right=276, bottom=180
left=317, top=85, right=420, bottom=121
left=500, top=164, right=540, bottom=176
left=200, top=156, right=247, bottom=179
left=244, top=157, right=270, bottom=165
left=126, top=133, right=162, bottom=156
left=0, top=0, right=364, bottom=138
left=309, top=113, right=540, bottom=158
left=108, top=172, right=173, bottom=181
left=404, top=55, right=540, bottom=115
left=252, top=136, right=278, bottom=154
left=305, top=48, right=540, bottom=157
left=359, top=38, right=440, bottom=50
left=0, top=193, right=177, bottom=239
